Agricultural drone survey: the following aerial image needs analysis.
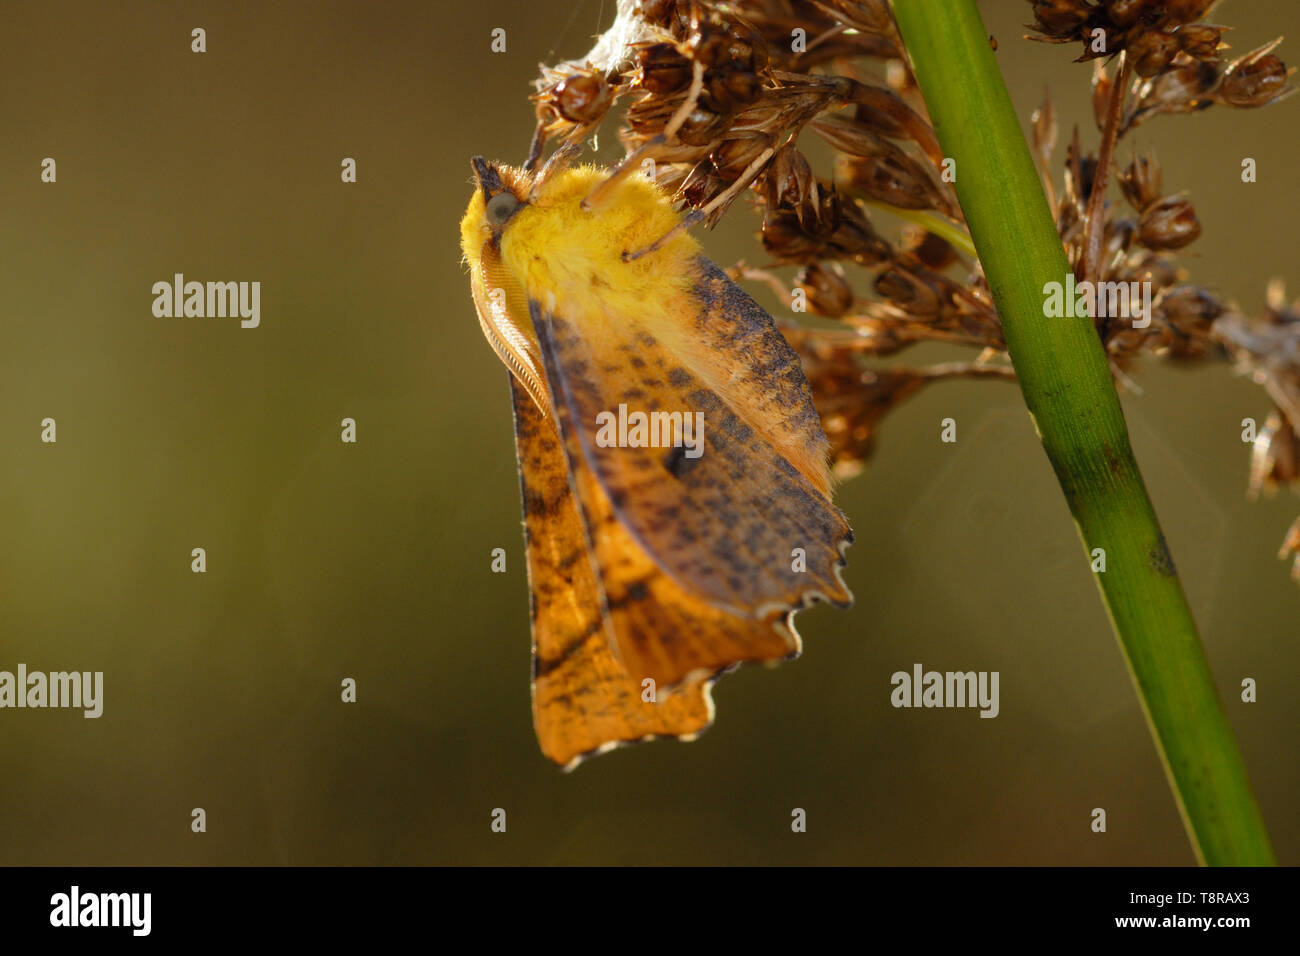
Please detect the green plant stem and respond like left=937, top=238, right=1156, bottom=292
left=890, top=0, right=1274, bottom=865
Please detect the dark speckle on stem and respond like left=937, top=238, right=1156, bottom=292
left=1149, top=535, right=1177, bottom=577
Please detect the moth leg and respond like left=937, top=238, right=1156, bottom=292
left=660, top=60, right=706, bottom=141
left=623, top=146, right=776, bottom=261
left=728, top=264, right=798, bottom=308
left=528, top=141, right=585, bottom=201
left=524, top=117, right=548, bottom=173
left=581, top=62, right=705, bottom=212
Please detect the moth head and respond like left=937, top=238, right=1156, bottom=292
left=461, top=157, right=553, bottom=423
left=467, top=156, right=528, bottom=242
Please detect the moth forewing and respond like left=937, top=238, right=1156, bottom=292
left=529, top=294, right=853, bottom=619
left=510, top=376, right=716, bottom=767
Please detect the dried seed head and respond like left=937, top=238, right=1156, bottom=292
left=1174, top=23, right=1227, bottom=61
left=680, top=161, right=725, bottom=207
left=901, top=226, right=958, bottom=271
left=1101, top=216, right=1139, bottom=263
left=795, top=263, right=855, bottom=317
left=1103, top=0, right=1149, bottom=29
left=873, top=266, right=940, bottom=317
left=677, top=106, right=731, bottom=146
left=701, top=64, right=763, bottom=113
left=820, top=0, right=896, bottom=35
left=1154, top=285, right=1223, bottom=359
left=845, top=81, right=946, bottom=167
left=759, top=210, right=811, bottom=261
left=1249, top=409, right=1300, bottom=498
left=1279, top=515, right=1300, bottom=581
left=1129, top=29, right=1183, bottom=77
left=810, top=115, right=892, bottom=159
left=831, top=201, right=895, bottom=266
left=1091, top=60, right=1113, bottom=129
left=552, top=73, right=615, bottom=124
left=1125, top=57, right=1222, bottom=130
left=766, top=144, right=816, bottom=212
left=634, top=0, right=678, bottom=29
left=1117, top=150, right=1163, bottom=211
left=1160, top=0, right=1217, bottom=28
left=636, top=43, right=693, bottom=95
left=1138, top=195, right=1200, bottom=249
left=1159, top=285, right=1222, bottom=334
left=837, top=153, right=946, bottom=211
left=709, top=132, right=773, bottom=180
left=1027, top=0, right=1093, bottom=39
left=1219, top=42, right=1292, bottom=107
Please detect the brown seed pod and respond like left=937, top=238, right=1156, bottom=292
left=901, top=226, right=958, bottom=271
left=680, top=161, right=725, bottom=207
left=832, top=209, right=894, bottom=267
left=795, top=263, right=855, bottom=317
left=820, top=0, right=896, bottom=35
left=1279, top=515, right=1300, bottom=580
left=1219, top=43, right=1291, bottom=107
left=1250, top=409, right=1300, bottom=497
left=809, top=115, right=892, bottom=159
left=873, top=266, right=940, bottom=317
left=838, top=152, right=947, bottom=212
left=844, top=81, right=945, bottom=166
left=760, top=210, right=824, bottom=263
left=688, top=9, right=766, bottom=75
left=1158, top=285, right=1223, bottom=336
left=634, top=0, right=678, bottom=29
left=677, top=106, right=732, bottom=146
left=637, top=43, right=693, bottom=95
left=552, top=73, right=614, bottom=125
left=765, top=144, right=816, bottom=212
left=1117, top=150, right=1163, bottom=212
left=1104, top=0, right=1151, bottom=30
left=1028, top=0, right=1093, bottom=40
left=709, top=132, right=773, bottom=180
left=1126, top=58, right=1222, bottom=129
left=1159, top=0, right=1217, bottom=28
left=1107, top=325, right=1154, bottom=357
left=1138, top=195, right=1201, bottom=249
left=1128, top=29, right=1182, bottom=78
left=701, top=64, right=763, bottom=113
left=1175, top=23, right=1226, bottom=60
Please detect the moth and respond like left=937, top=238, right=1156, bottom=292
left=459, top=149, right=853, bottom=768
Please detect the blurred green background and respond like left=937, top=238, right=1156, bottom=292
left=1, top=0, right=1295, bottom=865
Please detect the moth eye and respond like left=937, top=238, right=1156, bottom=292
left=485, top=192, right=522, bottom=227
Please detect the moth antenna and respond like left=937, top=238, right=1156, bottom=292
left=530, top=141, right=584, bottom=199
left=624, top=147, right=776, bottom=262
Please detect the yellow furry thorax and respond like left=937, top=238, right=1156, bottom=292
left=461, top=164, right=701, bottom=317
